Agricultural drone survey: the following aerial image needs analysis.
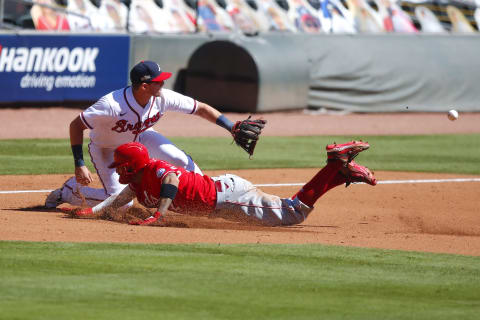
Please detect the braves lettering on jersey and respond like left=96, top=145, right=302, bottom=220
left=80, top=87, right=198, bottom=148
left=129, top=159, right=216, bottom=214
left=111, top=112, right=160, bottom=134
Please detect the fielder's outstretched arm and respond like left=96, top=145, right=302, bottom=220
left=70, top=115, right=93, bottom=185
left=194, top=102, right=266, bottom=157
left=195, top=102, right=234, bottom=132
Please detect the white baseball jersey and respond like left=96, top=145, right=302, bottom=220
left=80, top=87, right=197, bottom=148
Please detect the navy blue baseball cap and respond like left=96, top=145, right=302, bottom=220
left=130, top=60, right=172, bottom=84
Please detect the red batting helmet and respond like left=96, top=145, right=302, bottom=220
left=108, top=142, right=150, bottom=184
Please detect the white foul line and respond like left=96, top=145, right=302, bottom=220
left=375, top=178, right=480, bottom=185
left=1, top=178, right=479, bottom=194
left=0, top=189, right=54, bottom=194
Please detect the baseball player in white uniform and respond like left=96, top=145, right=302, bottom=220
left=45, top=60, right=241, bottom=208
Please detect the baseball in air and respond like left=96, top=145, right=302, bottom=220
left=447, top=109, right=459, bottom=121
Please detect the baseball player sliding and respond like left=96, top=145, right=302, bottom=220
left=45, top=60, right=265, bottom=209
left=64, top=140, right=377, bottom=226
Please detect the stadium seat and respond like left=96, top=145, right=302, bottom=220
left=216, top=0, right=228, bottom=9
left=193, top=0, right=236, bottom=32
left=98, top=0, right=129, bottom=31
left=318, top=0, right=356, bottom=34
left=255, top=0, right=297, bottom=31
left=375, top=0, right=418, bottom=33
left=415, top=5, right=446, bottom=33
left=162, top=0, right=197, bottom=32
left=307, top=0, right=320, bottom=10
left=346, top=0, right=384, bottom=32
left=225, top=0, right=271, bottom=33
left=285, top=0, right=323, bottom=33
left=447, top=4, right=476, bottom=33
left=16, top=14, right=36, bottom=29
left=475, top=5, right=480, bottom=30
left=2, top=13, right=17, bottom=26
left=1, top=0, right=33, bottom=29
left=65, top=0, right=96, bottom=30
left=401, top=0, right=477, bottom=32
left=276, top=0, right=289, bottom=11
left=129, top=0, right=187, bottom=33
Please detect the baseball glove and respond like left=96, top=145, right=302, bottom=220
left=231, top=116, right=266, bottom=156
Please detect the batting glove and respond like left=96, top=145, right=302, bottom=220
left=129, top=211, right=163, bottom=226
left=61, top=207, right=94, bottom=218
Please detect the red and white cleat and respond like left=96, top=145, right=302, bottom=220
left=326, top=140, right=370, bottom=163
left=342, top=160, right=377, bottom=187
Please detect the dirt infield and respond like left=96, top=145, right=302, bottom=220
left=1, top=108, right=480, bottom=256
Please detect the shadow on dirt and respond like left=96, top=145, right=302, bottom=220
left=7, top=205, right=57, bottom=213
left=7, top=206, right=340, bottom=233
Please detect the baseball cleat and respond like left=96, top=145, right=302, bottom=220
left=326, top=140, right=370, bottom=163
left=341, top=160, right=377, bottom=187
left=44, top=177, right=74, bottom=208
left=45, top=188, right=63, bottom=208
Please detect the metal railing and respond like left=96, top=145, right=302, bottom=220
left=0, top=0, right=5, bottom=27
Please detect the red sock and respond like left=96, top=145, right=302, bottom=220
left=326, top=173, right=347, bottom=192
left=293, top=161, right=344, bottom=207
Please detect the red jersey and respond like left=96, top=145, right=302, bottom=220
left=129, top=159, right=217, bottom=214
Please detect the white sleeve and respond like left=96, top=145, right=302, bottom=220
left=92, top=185, right=136, bottom=214
left=80, top=96, right=114, bottom=130
left=160, top=89, right=198, bottom=114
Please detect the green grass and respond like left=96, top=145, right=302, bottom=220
left=0, top=241, right=479, bottom=320
left=0, top=134, right=479, bottom=175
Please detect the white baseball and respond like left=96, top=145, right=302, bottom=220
left=447, top=109, right=458, bottom=121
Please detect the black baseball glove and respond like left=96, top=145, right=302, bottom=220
left=231, top=116, right=267, bottom=156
